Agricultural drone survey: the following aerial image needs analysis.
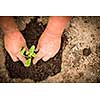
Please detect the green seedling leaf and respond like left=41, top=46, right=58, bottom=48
left=26, top=51, right=29, bottom=55
left=32, top=53, right=37, bottom=57
left=29, top=45, right=35, bottom=54
left=20, top=45, right=37, bottom=67
left=28, top=45, right=35, bottom=57
left=20, top=48, right=26, bottom=56
left=25, top=58, right=31, bottom=67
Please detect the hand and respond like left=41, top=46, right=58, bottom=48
left=32, top=16, right=71, bottom=64
left=4, top=32, right=28, bottom=65
left=33, top=32, right=61, bottom=64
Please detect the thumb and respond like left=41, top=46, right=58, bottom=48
left=35, top=44, right=39, bottom=52
left=24, top=45, right=29, bottom=51
left=33, top=50, right=44, bottom=64
left=8, top=52, right=19, bottom=62
left=16, top=52, right=26, bottom=65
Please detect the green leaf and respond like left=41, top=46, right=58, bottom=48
left=32, top=53, right=37, bottom=58
left=20, top=45, right=37, bottom=67
left=25, top=58, right=31, bottom=67
left=20, top=48, right=26, bottom=56
left=28, top=45, right=35, bottom=57
left=26, top=51, right=29, bottom=55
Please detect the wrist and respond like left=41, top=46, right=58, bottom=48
left=4, top=31, right=22, bottom=39
left=44, top=28, right=62, bottom=38
left=0, top=16, right=19, bottom=35
left=44, top=16, right=71, bottom=37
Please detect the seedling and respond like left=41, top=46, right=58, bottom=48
left=20, top=45, right=37, bottom=67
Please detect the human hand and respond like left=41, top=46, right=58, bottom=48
left=33, top=32, right=61, bottom=64
left=32, top=16, right=71, bottom=64
left=4, top=32, right=28, bottom=65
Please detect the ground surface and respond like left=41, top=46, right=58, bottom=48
left=0, top=16, right=100, bottom=83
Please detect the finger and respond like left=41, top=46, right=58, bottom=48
left=17, top=52, right=26, bottom=65
left=42, top=56, right=51, bottom=62
left=35, top=44, right=39, bottom=52
left=49, top=50, right=59, bottom=58
left=8, top=52, right=19, bottom=62
left=24, top=45, right=29, bottom=51
left=50, top=53, right=56, bottom=58
left=12, top=56, right=19, bottom=62
left=33, top=50, right=44, bottom=64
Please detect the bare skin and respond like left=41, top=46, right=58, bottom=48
left=0, top=16, right=71, bottom=65
left=33, top=16, right=71, bottom=64
left=0, top=17, right=28, bottom=65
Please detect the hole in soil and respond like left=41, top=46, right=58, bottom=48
left=5, top=17, right=68, bottom=82
left=83, top=47, right=92, bottom=56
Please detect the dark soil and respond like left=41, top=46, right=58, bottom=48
left=5, top=17, right=68, bottom=82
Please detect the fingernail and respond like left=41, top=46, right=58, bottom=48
left=35, top=49, right=38, bottom=52
left=33, top=61, right=36, bottom=65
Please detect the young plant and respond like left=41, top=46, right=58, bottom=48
left=20, top=45, right=37, bottom=67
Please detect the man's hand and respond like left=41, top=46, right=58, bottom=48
left=4, top=32, right=28, bottom=65
left=33, top=32, right=61, bottom=64
left=33, top=16, right=71, bottom=64
left=0, top=17, right=28, bottom=65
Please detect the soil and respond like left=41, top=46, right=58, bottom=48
left=5, top=17, right=68, bottom=82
